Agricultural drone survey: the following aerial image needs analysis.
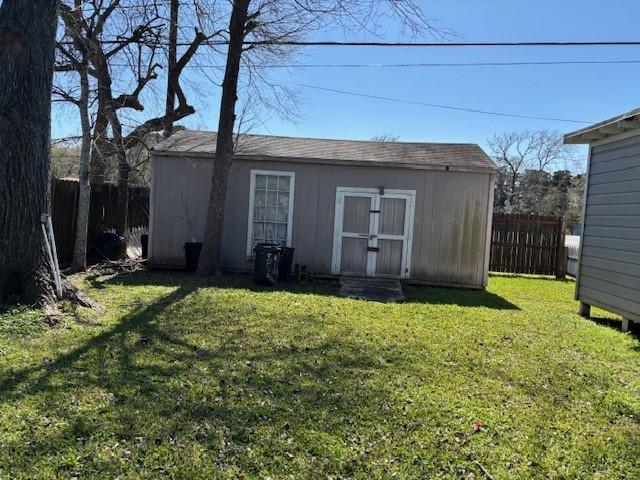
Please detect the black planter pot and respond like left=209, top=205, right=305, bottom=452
left=183, top=242, right=202, bottom=272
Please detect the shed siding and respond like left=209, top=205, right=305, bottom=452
left=579, top=134, right=640, bottom=321
left=150, top=155, right=493, bottom=288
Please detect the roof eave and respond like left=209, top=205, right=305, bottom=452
left=564, top=108, right=640, bottom=144
left=152, top=150, right=498, bottom=174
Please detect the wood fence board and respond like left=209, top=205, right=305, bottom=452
left=490, top=213, right=566, bottom=277
left=51, top=179, right=149, bottom=266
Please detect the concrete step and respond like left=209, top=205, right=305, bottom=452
left=339, top=276, right=404, bottom=303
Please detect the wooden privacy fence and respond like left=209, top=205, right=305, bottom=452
left=490, top=213, right=567, bottom=277
left=51, top=178, right=149, bottom=266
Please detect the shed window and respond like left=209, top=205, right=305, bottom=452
left=247, top=170, right=295, bottom=256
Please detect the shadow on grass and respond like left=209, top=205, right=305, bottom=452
left=2, top=269, right=638, bottom=477
left=0, top=283, right=200, bottom=398
left=404, top=286, right=519, bottom=310
left=88, top=269, right=340, bottom=297
left=92, top=270, right=519, bottom=310
left=588, top=315, right=640, bottom=341
left=489, top=272, right=575, bottom=284
left=0, top=278, right=399, bottom=475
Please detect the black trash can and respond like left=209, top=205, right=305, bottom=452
left=277, top=246, right=295, bottom=282
left=254, top=243, right=281, bottom=285
left=184, top=242, right=202, bottom=272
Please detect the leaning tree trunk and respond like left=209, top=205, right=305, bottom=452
left=197, top=0, right=251, bottom=275
left=0, top=0, right=59, bottom=305
left=71, top=57, right=92, bottom=272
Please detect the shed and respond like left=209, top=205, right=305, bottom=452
left=565, top=108, right=640, bottom=331
left=149, top=130, right=498, bottom=288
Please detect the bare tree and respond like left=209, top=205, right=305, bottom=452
left=489, top=130, right=578, bottom=212
left=0, top=0, right=59, bottom=305
left=57, top=0, right=217, bottom=242
left=55, top=1, right=94, bottom=271
left=488, top=132, right=533, bottom=210
left=197, top=0, right=444, bottom=275
left=531, top=130, right=576, bottom=171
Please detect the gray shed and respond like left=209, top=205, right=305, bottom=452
left=565, top=108, right=640, bottom=330
left=149, top=130, right=497, bottom=288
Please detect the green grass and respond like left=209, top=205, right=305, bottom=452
left=0, top=272, right=639, bottom=479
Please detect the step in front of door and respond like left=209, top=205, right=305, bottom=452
left=339, top=276, right=404, bottom=303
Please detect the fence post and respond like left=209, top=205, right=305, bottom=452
left=555, top=218, right=566, bottom=279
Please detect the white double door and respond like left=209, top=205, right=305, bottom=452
left=332, top=187, right=416, bottom=279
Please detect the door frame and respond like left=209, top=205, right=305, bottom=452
left=331, top=187, right=416, bottom=279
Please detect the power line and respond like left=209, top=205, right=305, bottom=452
left=293, top=83, right=593, bottom=124
left=104, top=59, right=640, bottom=69
left=59, top=39, right=640, bottom=47
left=242, top=40, right=640, bottom=48
left=186, top=59, right=640, bottom=69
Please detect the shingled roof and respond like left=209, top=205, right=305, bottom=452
left=153, top=129, right=497, bottom=173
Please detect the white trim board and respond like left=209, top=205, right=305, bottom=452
left=331, top=187, right=416, bottom=279
left=246, top=169, right=296, bottom=257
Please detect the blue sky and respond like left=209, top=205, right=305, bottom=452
left=52, top=0, right=640, bottom=165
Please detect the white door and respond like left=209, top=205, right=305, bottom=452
left=332, top=188, right=416, bottom=278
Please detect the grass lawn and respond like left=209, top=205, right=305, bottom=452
left=0, top=272, right=639, bottom=479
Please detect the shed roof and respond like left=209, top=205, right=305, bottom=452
left=564, top=107, right=640, bottom=144
left=153, top=129, right=497, bottom=173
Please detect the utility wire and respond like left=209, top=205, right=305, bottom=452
left=177, top=59, right=640, bottom=69
left=104, top=59, right=640, bottom=69
left=58, top=39, right=640, bottom=47
left=293, top=83, right=593, bottom=124
left=240, top=40, right=640, bottom=48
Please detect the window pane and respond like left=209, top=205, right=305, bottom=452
left=266, top=207, right=277, bottom=222
left=253, top=222, right=264, bottom=238
left=254, top=206, right=265, bottom=221
left=266, top=191, right=278, bottom=206
left=278, top=192, right=289, bottom=208
left=267, top=176, right=278, bottom=190
left=276, top=207, right=287, bottom=223
left=265, top=223, right=275, bottom=240
left=278, top=176, right=290, bottom=192
left=254, top=189, right=266, bottom=206
left=255, top=175, right=266, bottom=189
left=276, top=224, right=287, bottom=241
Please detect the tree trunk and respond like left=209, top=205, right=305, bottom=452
left=509, top=169, right=517, bottom=211
left=197, top=0, right=251, bottom=275
left=90, top=106, right=109, bottom=185
left=163, top=0, right=179, bottom=138
left=111, top=112, right=130, bottom=238
left=71, top=57, right=92, bottom=272
left=0, top=0, right=58, bottom=305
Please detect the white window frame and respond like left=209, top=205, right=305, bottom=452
left=246, top=169, right=296, bottom=257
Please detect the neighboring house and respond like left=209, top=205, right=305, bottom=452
left=149, top=130, right=498, bottom=289
left=565, top=108, right=640, bottom=331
